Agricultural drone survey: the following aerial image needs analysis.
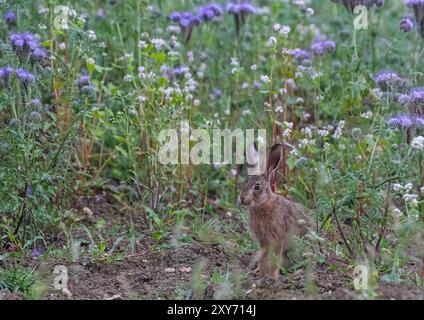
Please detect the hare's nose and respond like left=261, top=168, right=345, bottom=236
left=237, top=195, right=244, bottom=205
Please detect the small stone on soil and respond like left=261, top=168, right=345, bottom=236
left=179, top=267, right=192, bottom=273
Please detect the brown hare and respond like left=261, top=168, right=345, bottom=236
left=239, top=143, right=313, bottom=279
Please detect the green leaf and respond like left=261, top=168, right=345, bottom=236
left=151, top=52, right=166, bottom=63
left=87, top=62, right=96, bottom=73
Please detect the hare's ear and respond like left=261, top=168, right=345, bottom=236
left=246, top=141, right=259, bottom=167
left=266, top=143, right=283, bottom=178
left=246, top=141, right=263, bottom=176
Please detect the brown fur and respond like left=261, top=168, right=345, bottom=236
left=239, top=144, right=313, bottom=278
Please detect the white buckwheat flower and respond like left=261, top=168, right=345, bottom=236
left=278, top=25, right=291, bottom=37
left=267, top=36, right=277, bottom=46
left=138, top=40, right=148, bottom=49
left=411, top=136, right=424, bottom=150
left=260, top=75, right=270, bottom=84
left=151, top=38, right=166, bottom=49
left=392, top=184, right=403, bottom=192
left=275, top=105, right=284, bottom=113
left=87, top=30, right=97, bottom=41
left=318, top=129, right=329, bottom=137
left=404, top=183, right=414, bottom=192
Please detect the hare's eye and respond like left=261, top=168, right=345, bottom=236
left=254, top=183, right=261, bottom=191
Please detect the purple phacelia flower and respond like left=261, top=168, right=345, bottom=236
left=330, top=0, right=384, bottom=13
left=239, top=2, right=257, bottom=14
left=97, top=8, right=106, bottom=17
left=30, top=98, right=42, bottom=109
left=77, top=75, right=91, bottom=88
left=9, top=32, right=38, bottom=49
left=25, top=186, right=32, bottom=197
left=5, top=10, right=16, bottom=26
left=311, top=39, right=336, bottom=56
left=375, top=70, right=404, bottom=91
left=30, top=247, right=45, bottom=258
left=16, top=68, right=36, bottom=83
left=386, top=114, right=415, bottom=129
left=227, top=2, right=257, bottom=14
left=0, top=66, right=14, bottom=85
left=227, top=2, right=257, bottom=34
left=169, top=12, right=182, bottom=22
left=406, top=0, right=424, bottom=7
left=207, top=3, right=224, bottom=15
left=76, top=74, right=96, bottom=99
left=171, top=12, right=202, bottom=43
left=226, top=3, right=241, bottom=14
left=30, top=46, right=48, bottom=62
left=9, top=32, right=40, bottom=62
left=386, top=113, right=424, bottom=142
left=179, top=12, right=201, bottom=28
left=398, top=87, right=424, bottom=116
left=406, top=0, right=424, bottom=38
left=293, top=49, right=311, bottom=63
left=214, top=88, right=222, bottom=99
left=197, top=4, right=223, bottom=21
left=416, top=116, right=424, bottom=127
left=400, top=16, right=415, bottom=32
left=324, top=40, right=336, bottom=53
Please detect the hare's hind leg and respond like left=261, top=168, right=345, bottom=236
left=271, top=244, right=285, bottom=279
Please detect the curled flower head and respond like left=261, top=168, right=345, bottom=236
left=197, top=3, right=223, bottom=21
left=227, top=2, right=257, bottom=14
left=180, top=12, right=201, bottom=28
left=77, top=75, right=91, bottom=88
left=9, top=118, right=21, bottom=128
left=399, top=87, right=424, bottom=116
left=406, top=0, right=424, bottom=8
left=9, top=33, right=41, bottom=62
left=330, top=0, right=384, bottom=13
left=30, top=98, right=42, bottom=109
left=30, top=46, right=49, bottom=62
left=293, top=49, right=311, bottom=63
left=29, top=111, right=42, bottom=123
left=9, top=32, right=38, bottom=50
left=400, top=16, right=415, bottom=32
left=406, top=0, right=424, bottom=38
left=5, top=10, right=16, bottom=26
left=375, top=70, right=405, bottom=92
left=169, top=12, right=201, bottom=29
left=387, top=114, right=424, bottom=142
left=416, top=116, right=424, bottom=127
left=30, top=247, right=45, bottom=258
left=77, top=74, right=96, bottom=100
left=0, top=66, right=14, bottom=85
left=169, top=12, right=182, bottom=22
left=323, top=40, right=336, bottom=53
left=226, top=2, right=257, bottom=35
left=311, top=38, right=336, bottom=56
left=386, top=114, right=415, bottom=129
left=169, top=11, right=202, bottom=43
left=16, top=68, right=36, bottom=84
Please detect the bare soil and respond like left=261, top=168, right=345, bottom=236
left=1, top=196, right=423, bottom=300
